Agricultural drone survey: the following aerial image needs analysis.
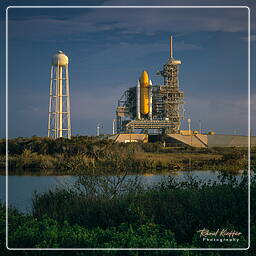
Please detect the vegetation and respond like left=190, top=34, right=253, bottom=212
left=1, top=172, right=254, bottom=251
left=31, top=172, right=250, bottom=245
left=4, top=210, right=176, bottom=248
left=1, top=136, right=253, bottom=174
left=1, top=136, right=254, bottom=253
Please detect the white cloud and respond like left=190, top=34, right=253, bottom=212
left=71, top=85, right=128, bottom=120
left=184, top=93, right=253, bottom=135
left=80, top=40, right=200, bottom=63
left=8, top=7, right=249, bottom=41
left=241, top=34, right=256, bottom=42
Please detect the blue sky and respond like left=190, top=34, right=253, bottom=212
left=1, top=0, right=255, bottom=137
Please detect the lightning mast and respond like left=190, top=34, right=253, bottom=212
left=159, top=36, right=184, bottom=133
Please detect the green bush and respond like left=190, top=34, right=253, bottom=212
left=2, top=136, right=249, bottom=173
left=32, top=173, right=251, bottom=245
left=4, top=206, right=176, bottom=249
left=1, top=196, right=255, bottom=254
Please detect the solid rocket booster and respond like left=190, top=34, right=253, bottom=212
left=136, top=80, right=141, bottom=119
left=140, top=70, right=150, bottom=115
left=149, top=79, right=153, bottom=120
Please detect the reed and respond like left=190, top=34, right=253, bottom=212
left=32, top=172, right=252, bottom=244
left=2, top=136, right=251, bottom=174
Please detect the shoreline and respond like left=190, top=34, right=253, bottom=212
left=1, top=151, right=248, bottom=175
left=0, top=168, right=245, bottom=176
left=1, top=136, right=252, bottom=175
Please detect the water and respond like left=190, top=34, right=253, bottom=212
left=0, top=170, right=240, bottom=213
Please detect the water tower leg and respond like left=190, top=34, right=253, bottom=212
left=55, top=66, right=59, bottom=139
left=48, top=66, right=53, bottom=137
left=59, top=66, right=63, bottom=138
left=66, top=65, right=71, bottom=139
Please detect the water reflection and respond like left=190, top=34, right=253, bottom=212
left=0, top=170, right=241, bottom=213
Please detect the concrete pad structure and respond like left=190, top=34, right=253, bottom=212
left=166, top=134, right=256, bottom=148
left=167, top=134, right=207, bottom=148
left=207, top=134, right=256, bottom=148
left=110, top=133, right=256, bottom=148
left=110, top=134, right=148, bottom=143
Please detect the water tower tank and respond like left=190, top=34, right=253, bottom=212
left=52, top=51, right=69, bottom=66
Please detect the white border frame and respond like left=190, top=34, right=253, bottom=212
left=5, top=5, right=251, bottom=251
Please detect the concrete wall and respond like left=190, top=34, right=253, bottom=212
left=167, top=134, right=256, bottom=148
left=114, top=134, right=148, bottom=143
left=111, top=133, right=256, bottom=148
left=207, top=134, right=256, bottom=148
left=167, top=134, right=207, bottom=148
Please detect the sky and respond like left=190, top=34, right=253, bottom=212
left=1, top=0, right=256, bottom=137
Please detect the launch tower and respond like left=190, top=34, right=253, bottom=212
left=157, top=36, right=184, bottom=133
left=116, top=36, right=184, bottom=134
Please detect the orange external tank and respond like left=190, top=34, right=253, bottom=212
left=140, top=70, right=150, bottom=115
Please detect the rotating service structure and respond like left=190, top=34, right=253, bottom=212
left=48, top=51, right=71, bottom=139
left=116, top=36, right=184, bottom=134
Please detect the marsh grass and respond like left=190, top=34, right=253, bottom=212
left=2, top=137, right=252, bottom=174
left=1, top=171, right=255, bottom=252
left=32, top=171, right=251, bottom=244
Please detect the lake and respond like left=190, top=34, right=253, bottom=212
left=0, top=170, right=241, bottom=213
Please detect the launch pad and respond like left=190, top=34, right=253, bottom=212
left=116, top=36, right=184, bottom=134
left=113, top=35, right=256, bottom=148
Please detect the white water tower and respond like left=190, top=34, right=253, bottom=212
left=48, top=51, right=71, bottom=139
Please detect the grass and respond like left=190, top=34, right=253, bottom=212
left=1, top=138, right=256, bottom=254
left=31, top=172, right=251, bottom=245
left=2, top=205, right=250, bottom=254
left=1, top=136, right=252, bottom=174
left=1, top=171, right=255, bottom=254
left=135, top=152, right=222, bottom=162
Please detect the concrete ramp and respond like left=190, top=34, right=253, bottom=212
left=108, top=135, right=119, bottom=141
left=195, top=134, right=208, bottom=147
left=167, top=134, right=207, bottom=148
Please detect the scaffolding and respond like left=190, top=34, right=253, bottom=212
left=115, top=36, right=184, bottom=134
left=158, top=53, right=184, bottom=133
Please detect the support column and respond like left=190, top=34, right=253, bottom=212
left=59, top=66, right=63, bottom=137
left=66, top=65, right=71, bottom=139
left=48, top=66, right=53, bottom=137
left=55, top=65, right=59, bottom=139
left=112, top=119, right=116, bottom=134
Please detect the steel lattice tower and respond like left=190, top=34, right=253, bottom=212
left=115, top=36, right=184, bottom=134
left=48, top=51, right=71, bottom=139
left=159, top=36, right=184, bottom=133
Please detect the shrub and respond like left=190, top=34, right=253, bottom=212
left=32, top=173, right=251, bottom=245
left=4, top=207, right=177, bottom=249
